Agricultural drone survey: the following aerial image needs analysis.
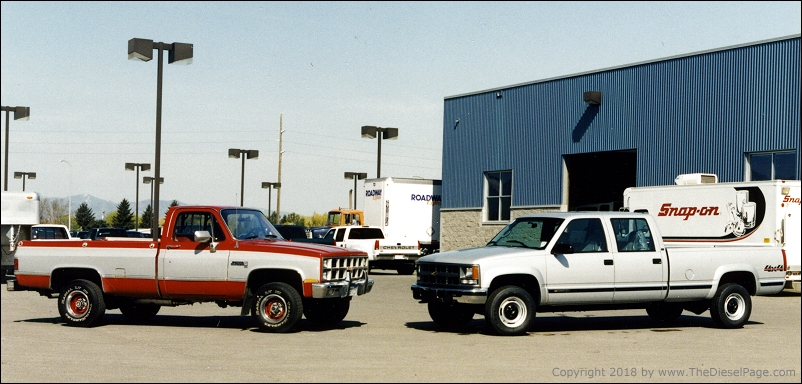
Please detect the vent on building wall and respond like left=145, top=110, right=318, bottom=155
left=674, top=173, right=718, bottom=185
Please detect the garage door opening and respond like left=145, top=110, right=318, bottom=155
left=564, top=150, right=637, bottom=211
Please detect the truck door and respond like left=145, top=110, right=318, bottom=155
left=160, top=211, right=234, bottom=299
left=546, top=218, right=615, bottom=304
left=609, top=218, right=667, bottom=302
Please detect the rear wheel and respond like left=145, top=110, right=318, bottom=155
left=646, top=302, right=683, bottom=323
left=58, top=279, right=106, bottom=327
left=427, top=302, right=474, bottom=329
left=252, top=282, right=303, bottom=333
left=485, top=286, right=535, bottom=336
left=303, top=298, right=350, bottom=327
left=396, top=264, right=415, bottom=275
left=710, top=283, right=751, bottom=328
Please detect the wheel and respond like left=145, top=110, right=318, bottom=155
left=710, top=283, right=751, bottom=328
left=120, top=301, right=161, bottom=322
left=646, top=302, right=683, bottom=322
left=303, top=298, right=350, bottom=327
left=427, top=302, right=474, bottom=329
left=484, top=286, right=535, bottom=336
left=58, top=279, right=106, bottom=327
left=396, top=264, right=416, bottom=275
left=251, top=282, right=303, bottom=333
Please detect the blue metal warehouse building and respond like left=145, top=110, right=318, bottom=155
left=439, top=34, right=800, bottom=251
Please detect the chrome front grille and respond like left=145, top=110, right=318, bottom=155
left=417, top=263, right=464, bottom=286
left=322, top=256, right=368, bottom=282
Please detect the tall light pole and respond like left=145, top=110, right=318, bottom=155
left=229, top=149, right=259, bottom=206
left=143, top=176, right=164, bottom=230
left=344, top=172, right=367, bottom=210
left=361, top=126, right=398, bottom=178
left=60, top=160, right=73, bottom=232
left=261, top=182, right=281, bottom=221
left=2, top=106, right=30, bottom=191
left=128, top=37, right=193, bottom=239
left=126, top=162, right=151, bottom=231
left=13, top=171, right=35, bottom=191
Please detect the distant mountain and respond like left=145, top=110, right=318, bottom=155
left=46, top=194, right=184, bottom=218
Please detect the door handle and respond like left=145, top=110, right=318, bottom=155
left=653, top=258, right=662, bottom=264
left=167, top=245, right=181, bottom=249
left=604, top=259, right=613, bottom=266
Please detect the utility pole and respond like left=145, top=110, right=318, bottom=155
left=277, top=114, right=284, bottom=220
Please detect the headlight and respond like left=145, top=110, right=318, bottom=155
left=459, top=265, right=480, bottom=285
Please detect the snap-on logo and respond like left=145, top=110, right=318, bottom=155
left=782, top=195, right=801, bottom=205
left=657, top=203, right=720, bottom=220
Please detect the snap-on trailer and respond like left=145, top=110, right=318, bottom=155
left=622, top=174, right=801, bottom=289
left=363, top=177, right=441, bottom=255
left=1, top=192, right=40, bottom=277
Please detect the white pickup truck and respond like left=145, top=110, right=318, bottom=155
left=329, top=225, right=421, bottom=275
left=411, top=212, right=786, bottom=336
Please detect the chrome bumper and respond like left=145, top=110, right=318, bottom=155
left=312, top=278, right=374, bottom=299
left=411, top=284, right=488, bottom=304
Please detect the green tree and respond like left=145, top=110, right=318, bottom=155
left=39, top=197, right=68, bottom=224
left=280, top=212, right=305, bottom=226
left=140, top=204, right=153, bottom=230
left=74, top=202, right=95, bottom=230
left=306, top=212, right=327, bottom=227
left=112, top=198, right=134, bottom=229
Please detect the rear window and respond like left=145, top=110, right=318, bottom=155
left=347, top=228, right=384, bottom=240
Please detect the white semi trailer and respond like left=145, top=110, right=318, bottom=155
left=623, top=174, right=800, bottom=289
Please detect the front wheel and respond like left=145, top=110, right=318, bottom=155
left=484, top=286, right=535, bottom=336
left=303, top=298, right=350, bottom=327
left=58, top=279, right=106, bottom=327
left=252, top=282, right=303, bottom=333
left=427, top=302, right=474, bottom=329
left=710, top=283, right=751, bottom=328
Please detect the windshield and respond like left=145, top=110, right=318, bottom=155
left=487, top=217, right=564, bottom=249
left=221, top=209, right=282, bottom=240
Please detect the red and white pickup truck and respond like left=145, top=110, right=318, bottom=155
left=7, top=205, right=373, bottom=332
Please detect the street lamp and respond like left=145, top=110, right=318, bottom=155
left=13, top=171, right=35, bottom=191
left=229, top=148, right=259, bottom=206
left=2, top=106, right=30, bottom=191
left=143, top=176, right=164, bottom=230
left=128, top=37, right=193, bottom=239
left=344, top=172, right=367, bottom=209
left=60, top=160, right=72, bottom=232
left=261, top=182, right=281, bottom=221
left=126, top=162, right=151, bottom=231
left=361, top=126, right=398, bottom=178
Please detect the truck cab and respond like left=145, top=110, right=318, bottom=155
left=326, top=208, right=364, bottom=227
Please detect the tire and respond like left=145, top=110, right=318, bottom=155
left=485, top=285, right=535, bottom=336
left=120, top=301, right=161, bottom=322
left=427, top=302, right=474, bottom=329
left=252, top=282, right=303, bottom=333
left=303, top=298, right=350, bottom=327
left=396, top=264, right=416, bottom=275
left=646, top=302, right=683, bottom=323
left=58, top=279, right=106, bottom=327
left=710, top=283, right=751, bottom=328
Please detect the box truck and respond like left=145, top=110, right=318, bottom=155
left=622, top=174, right=800, bottom=289
left=1, top=192, right=40, bottom=278
left=363, top=177, right=441, bottom=255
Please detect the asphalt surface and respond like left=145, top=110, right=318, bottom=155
left=2, top=272, right=800, bottom=383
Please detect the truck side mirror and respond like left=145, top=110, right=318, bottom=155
left=194, top=230, right=218, bottom=253
left=551, top=243, right=574, bottom=255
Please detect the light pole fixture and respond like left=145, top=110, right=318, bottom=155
left=229, top=148, right=259, bottom=206
left=128, top=37, right=193, bottom=239
left=2, top=106, right=30, bottom=191
left=360, top=126, right=398, bottom=178
left=60, top=160, right=73, bottom=232
left=13, top=171, right=35, bottom=191
left=344, top=172, right=367, bottom=210
left=261, top=182, right=281, bottom=221
left=143, top=176, right=164, bottom=230
left=126, top=162, right=151, bottom=231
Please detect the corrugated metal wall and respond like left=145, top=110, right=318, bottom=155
left=442, top=36, right=800, bottom=209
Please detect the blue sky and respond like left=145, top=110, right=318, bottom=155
left=2, top=1, right=800, bottom=217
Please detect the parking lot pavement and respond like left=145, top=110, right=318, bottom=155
left=2, top=273, right=800, bottom=382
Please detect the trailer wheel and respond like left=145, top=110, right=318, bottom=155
left=427, top=302, right=474, bottom=329
left=710, top=283, right=751, bottom=328
left=252, top=282, right=303, bottom=333
left=484, top=285, right=535, bottom=336
left=303, top=298, right=350, bottom=327
left=58, top=279, right=106, bottom=327
left=120, top=301, right=161, bottom=322
left=646, top=302, right=683, bottom=322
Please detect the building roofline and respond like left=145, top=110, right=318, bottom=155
left=445, top=34, right=801, bottom=100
